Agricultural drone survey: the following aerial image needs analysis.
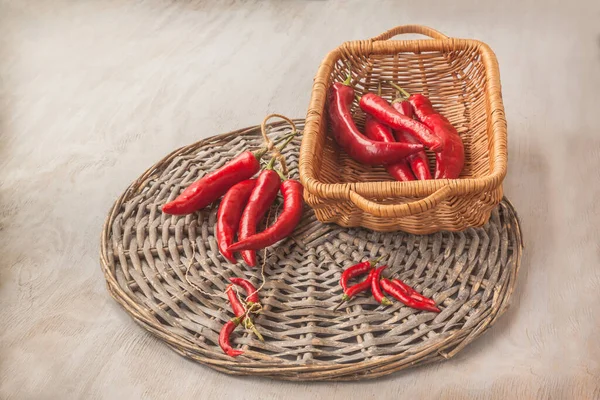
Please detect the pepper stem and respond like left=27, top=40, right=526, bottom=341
left=381, top=297, right=393, bottom=307
left=253, top=132, right=296, bottom=160
left=244, top=318, right=265, bottom=342
left=355, top=94, right=362, bottom=103
left=388, top=81, right=411, bottom=99
left=342, top=62, right=352, bottom=86
left=370, top=254, right=386, bottom=267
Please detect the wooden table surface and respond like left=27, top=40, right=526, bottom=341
left=1, top=1, right=599, bottom=399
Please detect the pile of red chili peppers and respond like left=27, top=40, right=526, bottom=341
left=162, top=133, right=303, bottom=267
left=328, top=76, right=464, bottom=180
left=334, top=258, right=440, bottom=313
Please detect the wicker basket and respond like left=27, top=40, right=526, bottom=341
left=299, top=25, right=507, bottom=234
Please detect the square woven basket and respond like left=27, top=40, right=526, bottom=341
left=299, top=25, right=507, bottom=234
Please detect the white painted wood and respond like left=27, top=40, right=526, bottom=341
left=1, top=0, right=599, bottom=398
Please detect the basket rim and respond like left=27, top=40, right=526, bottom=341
left=299, top=29, right=507, bottom=202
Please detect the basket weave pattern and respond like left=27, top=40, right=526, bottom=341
left=300, top=25, right=508, bottom=233
left=100, top=121, right=521, bottom=381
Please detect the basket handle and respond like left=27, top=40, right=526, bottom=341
left=347, top=185, right=454, bottom=218
left=371, top=25, right=449, bottom=41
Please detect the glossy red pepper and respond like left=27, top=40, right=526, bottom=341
left=237, top=168, right=280, bottom=267
left=380, top=278, right=441, bottom=312
left=226, top=284, right=264, bottom=341
left=339, top=255, right=384, bottom=292
left=216, top=179, right=257, bottom=263
left=392, top=278, right=436, bottom=306
left=230, top=277, right=260, bottom=305
left=408, top=94, right=464, bottom=179
left=364, top=116, right=415, bottom=181
left=228, top=180, right=303, bottom=252
left=219, top=319, right=244, bottom=357
left=391, top=99, right=432, bottom=180
left=327, top=82, right=424, bottom=165
left=359, top=93, right=444, bottom=152
left=370, top=266, right=392, bottom=306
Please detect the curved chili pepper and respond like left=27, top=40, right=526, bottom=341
left=408, top=93, right=464, bottom=179
left=228, top=180, right=303, bottom=252
left=391, top=99, right=432, bottom=180
left=162, top=134, right=294, bottom=215
left=216, top=179, right=257, bottom=263
left=230, top=277, right=260, bottom=305
left=359, top=93, right=444, bottom=152
left=333, top=273, right=373, bottom=311
left=327, top=82, right=424, bottom=165
left=370, top=266, right=392, bottom=306
left=380, top=278, right=441, bottom=312
left=238, top=167, right=280, bottom=267
left=219, top=319, right=244, bottom=357
left=392, top=278, right=436, bottom=306
left=340, top=255, right=384, bottom=292
left=364, top=116, right=415, bottom=181
left=226, top=285, right=264, bottom=341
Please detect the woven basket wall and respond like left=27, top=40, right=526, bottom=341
left=300, top=25, right=508, bottom=233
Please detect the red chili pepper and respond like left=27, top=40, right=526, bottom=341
left=370, top=266, right=392, bottom=306
left=237, top=166, right=281, bottom=267
left=364, top=116, right=415, bottom=181
left=219, top=319, right=244, bottom=357
left=391, top=98, right=432, bottom=181
left=380, top=278, right=441, bottom=312
left=408, top=93, right=464, bottom=179
left=226, top=284, right=264, bottom=341
left=327, top=82, right=424, bottom=165
left=216, top=179, right=257, bottom=263
left=228, top=180, right=303, bottom=252
left=359, top=92, right=444, bottom=152
left=162, top=134, right=294, bottom=215
left=391, top=278, right=436, bottom=306
left=230, top=277, right=260, bottom=305
left=333, top=273, right=373, bottom=311
left=339, top=255, right=384, bottom=292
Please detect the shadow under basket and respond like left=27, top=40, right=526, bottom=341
left=299, top=25, right=508, bottom=234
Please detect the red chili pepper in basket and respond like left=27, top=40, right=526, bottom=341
left=226, top=284, right=264, bottom=341
left=162, top=134, right=294, bottom=215
left=327, top=81, right=424, bottom=165
left=364, top=116, right=415, bottom=181
left=230, top=277, right=260, bottom=306
left=216, top=179, right=257, bottom=263
left=228, top=180, right=303, bottom=252
left=392, top=278, right=436, bottom=306
left=219, top=319, right=244, bottom=357
left=237, top=161, right=281, bottom=267
left=370, top=266, right=392, bottom=306
left=333, top=273, right=373, bottom=311
left=391, top=97, right=432, bottom=181
left=389, top=83, right=464, bottom=179
left=380, top=278, right=441, bottom=313
left=359, top=92, right=444, bottom=152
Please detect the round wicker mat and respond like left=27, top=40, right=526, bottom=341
left=100, top=119, right=522, bottom=381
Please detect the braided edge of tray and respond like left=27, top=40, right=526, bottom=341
left=100, top=119, right=522, bottom=381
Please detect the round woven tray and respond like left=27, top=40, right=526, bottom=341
left=100, top=119, right=522, bottom=381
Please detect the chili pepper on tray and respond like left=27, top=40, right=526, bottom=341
left=333, top=274, right=373, bottom=311
left=392, top=278, right=436, bottom=306
left=228, top=179, right=303, bottom=252
left=358, top=92, right=444, bottom=152
left=364, top=116, right=416, bottom=181
left=226, top=284, right=264, bottom=341
left=162, top=134, right=294, bottom=215
left=390, top=93, right=432, bottom=181
left=327, top=80, right=424, bottom=165
left=380, top=278, right=441, bottom=313
left=339, top=255, right=384, bottom=292
left=216, top=179, right=257, bottom=263
left=390, top=83, right=464, bottom=179
left=230, top=277, right=260, bottom=307
left=370, top=266, right=392, bottom=306
left=237, top=158, right=281, bottom=267
left=219, top=319, right=244, bottom=357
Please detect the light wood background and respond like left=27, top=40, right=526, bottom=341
left=1, top=1, right=599, bottom=399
